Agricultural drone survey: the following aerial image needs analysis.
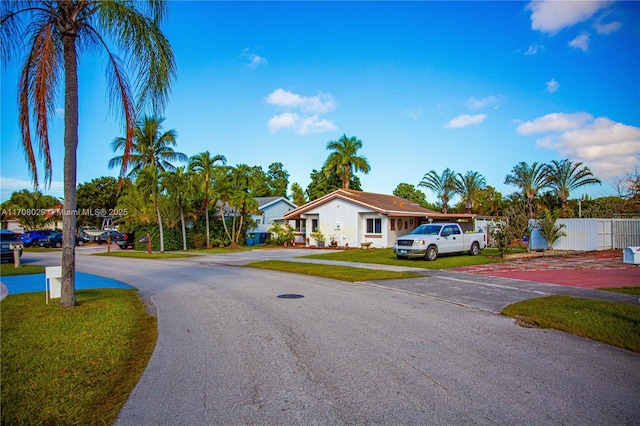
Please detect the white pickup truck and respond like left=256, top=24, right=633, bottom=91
left=393, top=223, right=486, bottom=261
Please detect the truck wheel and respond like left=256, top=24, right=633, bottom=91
left=469, top=241, right=480, bottom=256
left=77, top=240, right=84, bottom=246
left=425, top=245, right=438, bottom=261
left=55, top=241, right=62, bottom=248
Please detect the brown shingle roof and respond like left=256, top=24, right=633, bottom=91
left=283, top=189, right=474, bottom=219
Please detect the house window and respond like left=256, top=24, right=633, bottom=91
left=311, top=218, right=318, bottom=231
left=295, top=220, right=306, bottom=232
left=390, top=218, right=395, bottom=231
left=366, top=218, right=382, bottom=234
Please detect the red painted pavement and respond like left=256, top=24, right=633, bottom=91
left=453, top=250, right=640, bottom=289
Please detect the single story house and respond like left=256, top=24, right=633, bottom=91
left=283, top=189, right=476, bottom=248
left=250, top=197, right=298, bottom=234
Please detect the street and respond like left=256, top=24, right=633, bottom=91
left=22, top=249, right=640, bottom=425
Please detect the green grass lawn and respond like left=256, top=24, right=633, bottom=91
left=1, top=289, right=156, bottom=425
left=502, top=295, right=640, bottom=352
left=1, top=263, right=46, bottom=276
left=301, top=247, right=513, bottom=269
left=247, top=260, right=425, bottom=281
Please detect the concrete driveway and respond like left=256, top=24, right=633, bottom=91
left=9, top=249, right=640, bottom=424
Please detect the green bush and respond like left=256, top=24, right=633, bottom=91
left=133, top=226, right=182, bottom=251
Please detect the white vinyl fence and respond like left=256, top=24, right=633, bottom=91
left=529, top=218, right=640, bottom=251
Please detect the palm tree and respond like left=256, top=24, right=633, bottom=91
left=189, top=151, right=226, bottom=248
left=455, top=171, right=487, bottom=213
left=137, top=166, right=165, bottom=253
left=323, top=134, right=371, bottom=190
left=109, top=115, right=186, bottom=179
left=162, top=167, right=195, bottom=251
left=504, top=162, right=552, bottom=219
left=547, top=159, right=601, bottom=211
left=418, top=168, right=458, bottom=214
left=2, top=1, right=175, bottom=308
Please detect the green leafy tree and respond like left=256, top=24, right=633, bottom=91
left=323, top=134, right=371, bottom=190
left=1, top=189, right=61, bottom=230
left=289, top=182, right=306, bottom=206
left=504, top=161, right=552, bottom=219
left=115, top=186, right=155, bottom=227
left=266, top=162, right=289, bottom=197
left=189, top=151, right=226, bottom=248
left=76, top=177, right=131, bottom=227
left=306, top=168, right=362, bottom=201
left=392, top=183, right=434, bottom=209
left=418, top=168, right=458, bottom=214
left=547, top=159, right=601, bottom=212
left=109, top=115, right=186, bottom=179
left=162, top=167, right=196, bottom=251
left=137, top=167, right=165, bottom=253
left=1, top=1, right=175, bottom=307
left=455, top=171, right=487, bottom=213
left=472, top=186, right=504, bottom=216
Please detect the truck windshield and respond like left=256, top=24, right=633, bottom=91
left=411, top=224, right=442, bottom=235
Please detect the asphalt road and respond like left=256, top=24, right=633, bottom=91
left=22, top=249, right=640, bottom=425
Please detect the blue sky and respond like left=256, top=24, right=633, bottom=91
left=2, top=0, right=639, bottom=205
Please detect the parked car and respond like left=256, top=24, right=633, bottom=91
left=19, top=229, right=58, bottom=247
left=116, top=232, right=136, bottom=249
left=1, top=230, right=23, bottom=263
left=394, top=223, right=487, bottom=261
left=36, top=233, right=89, bottom=248
left=95, top=231, right=125, bottom=244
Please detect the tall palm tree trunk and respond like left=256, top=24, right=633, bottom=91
left=205, top=203, right=210, bottom=248
left=61, top=34, right=78, bottom=308
left=180, top=206, right=187, bottom=251
left=155, top=201, right=165, bottom=253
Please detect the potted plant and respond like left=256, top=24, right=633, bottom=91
left=310, top=228, right=326, bottom=247
left=329, top=234, right=338, bottom=247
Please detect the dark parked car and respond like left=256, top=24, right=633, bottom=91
left=19, top=229, right=58, bottom=247
left=35, top=233, right=88, bottom=248
left=116, top=232, right=136, bottom=249
left=1, top=230, right=23, bottom=263
left=95, top=231, right=125, bottom=244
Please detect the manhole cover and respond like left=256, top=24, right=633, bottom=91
left=277, top=294, right=304, bottom=299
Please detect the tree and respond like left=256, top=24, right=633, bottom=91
left=323, top=134, right=371, bottom=190
left=189, top=151, right=227, bottom=248
left=1, top=189, right=60, bottom=230
left=418, top=168, right=458, bottom=214
left=289, top=182, right=306, bottom=206
left=2, top=1, right=175, bottom=308
left=455, top=171, right=487, bottom=213
left=137, top=166, right=165, bottom=253
left=547, top=159, right=601, bottom=211
left=109, top=115, right=186, bottom=179
left=162, top=167, right=195, bottom=251
left=536, top=209, right=567, bottom=250
left=473, top=186, right=504, bottom=216
left=306, top=168, right=362, bottom=201
left=504, top=161, right=551, bottom=219
left=266, top=162, right=289, bottom=197
left=392, top=183, right=432, bottom=209
left=76, top=177, right=131, bottom=227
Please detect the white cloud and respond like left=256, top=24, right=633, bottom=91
left=545, top=78, right=560, bottom=93
left=569, top=31, right=590, bottom=51
left=516, top=112, right=640, bottom=179
left=516, top=112, right=592, bottom=135
left=267, top=112, right=336, bottom=135
left=467, top=96, right=499, bottom=110
left=265, top=88, right=335, bottom=114
left=594, top=19, right=622, bottom=35
left=446, top=114, right=487, bottom=129
left=524, top=44, right=544, bottom=56
left=265, top=88, right=337, bottom=134
left=0, top=177, right=64, bottom=200
left=526, top=0, right=613, bottom=34
left=241, top=48, right=267, bottom=68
